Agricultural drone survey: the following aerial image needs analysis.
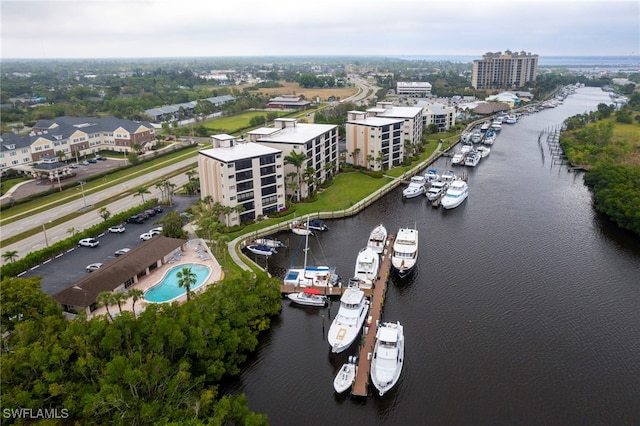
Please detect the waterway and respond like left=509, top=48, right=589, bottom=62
left=225, top=87, right=640, bottom=425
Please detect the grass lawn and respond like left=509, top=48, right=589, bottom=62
left=202, top=111, right=291, bottom=134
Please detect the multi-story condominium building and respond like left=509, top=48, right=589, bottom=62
left=246, top=118, right=339, bottom=200
left=0, top=116, right=155, bottom=172
left=396, top=81, right=432, bottom=97
left=345, top=102, right=424, bottom=170
left=418, top=102, right=457, bottom=132
left=198, top=135, right=286, bottom=225
left=472, top=50, right=538, bottom=90
left=345, top=111, right=404, bottom=170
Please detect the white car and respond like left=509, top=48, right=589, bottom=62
left=114, top=248, right=131, bottom=256
left=78, top=238, right=100, bottom=247
left=108, top=224, right=126, bottom=233
left=149, top=226, right=163, bottom=236
left=140, top=232, right=154, bottom=241
left=86, top=263, right=103, bottom=272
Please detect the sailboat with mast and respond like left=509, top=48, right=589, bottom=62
left=283, top=216, right=340, bottom=288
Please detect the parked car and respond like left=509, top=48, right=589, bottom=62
left=68, top=163, right=78, bottom=169
left=86, top=262, right=103, bottom=272
left=144, top=209, right=157, bottom=217
left=154, top=206, right=163, bottom=213
left=96, top=156, right=107, bottom=161
left=108, top=224, right=126, bottom=233
left=79, top=161, right=90, bottom=166
left=140, top=232, right=154, bottom=241
left=78, top=238, right=99, bottom=247
left=149, top=226, right=163, bottom=236
left=126, top=214, right=146, bottom=224
left=88, top=159, right=97, bottom=164
left=114, top=248, right=131, bottom=256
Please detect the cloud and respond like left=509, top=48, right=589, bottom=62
left=1, top=0, right=638, bottom=58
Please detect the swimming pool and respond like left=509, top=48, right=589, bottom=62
left=144, top=263, right=211, bottom=303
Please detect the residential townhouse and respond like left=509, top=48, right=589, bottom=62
left=0, top=116, right=156, bottom=173
left=198, top=135, right=286, bottom=226
left=246, top=118, right=339, bottom=200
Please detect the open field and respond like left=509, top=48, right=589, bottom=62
left=239, top=81, right=358, bottom=102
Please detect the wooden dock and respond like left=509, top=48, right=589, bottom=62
left=351, top=234, right=394, bottom=397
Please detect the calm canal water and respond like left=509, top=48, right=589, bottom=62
left=225, top=87, right=640, bottom=426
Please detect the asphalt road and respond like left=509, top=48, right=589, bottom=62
left=1, top=155, right=199, bottom=264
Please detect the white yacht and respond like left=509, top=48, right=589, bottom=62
left=450, top=150, right=465, bottom=165
left=424, top=169, right=440, bottom=182
left=464, top=150, right=482, bottom=167
left=367, top=224, right=388, bottom=255
left=253, top=237, right=284, bottom=249
left=440, top=170, right=458, bottom=183
left=328, top=286, right=370, bottom=353
left=426, top=180, right=448, bottom=201
left=391, top=228, right=418, bottom=277
left=441, top=180, right=469, bottom=210
left=477, top=146, right=491, bottom=158
left=352, top=246, right=380, bottom=288
left=402, top=175, right=426, bottom=199
left=370, top=321, right=404, bottom=397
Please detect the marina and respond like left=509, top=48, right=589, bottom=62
left=224, top=87, right=640, bottom=425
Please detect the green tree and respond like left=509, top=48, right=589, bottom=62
left=98, top=207, right=111, bottom=222
left=283, top=150, right=308, bottom=202
left=96, top=291, right=116, bottom=321
left=133, top=186, right=151, bottom=203
left=161, top=211, right=188, bottom=239
left=176, top=267, right=197, bottom=301
left=128, top=288, right=144, bottom=319
left=2, top=250, right=19, bottom=263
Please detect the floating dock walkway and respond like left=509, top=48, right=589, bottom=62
left=351, top=234, right=394, bottom=397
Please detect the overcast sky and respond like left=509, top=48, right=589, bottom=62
left=1, top=0, right=638, bottom=59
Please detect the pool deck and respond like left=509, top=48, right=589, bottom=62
left=90, top=239, right=223, bottom=318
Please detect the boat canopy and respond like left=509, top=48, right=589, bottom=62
left=304, top=288, right=320, bottom=295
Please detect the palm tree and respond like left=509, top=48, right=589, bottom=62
left=284, top=150, right=308, bottom=202
left=375, top=152, right=386, bottom=170
left=112, top=292, right=127, bottom=315
left=96, top=291, right=116, bottom=321
left=366, top=154, right=374, bottom=169
left=128, top=289, right=144, bottom=319
left=352, top=148, right=361, bottom=166
left=2, top=250, right=19, bottom=263
left=176, top=267, right=197, bottom=301
left=67, top=227, right=78, bottom=237
left=98, top=207, right=111, bottom=222
left=133, top=186, right=151, bottom=203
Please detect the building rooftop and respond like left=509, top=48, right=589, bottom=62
left=256, top=123, right=337, bottom=144
left=200, top=141, right=281, bottom=162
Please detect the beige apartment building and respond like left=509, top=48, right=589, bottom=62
left=246, top=118, right=339, bottom=200
left=198, top=135, right=286, bottom=225
left=472, top=50, right=538, bottom=90
left=345, top=102, right=423, bottom=170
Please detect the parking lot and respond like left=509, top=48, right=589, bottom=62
left=20, top=200, right=190, bottom=296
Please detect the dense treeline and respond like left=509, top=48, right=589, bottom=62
left=1, top=271, right=282, bottom=425
left=560, top=96, right=640, bottom=236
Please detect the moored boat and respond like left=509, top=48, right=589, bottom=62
left=424, top=169, right=440, bottom=182
left=402, top=175, right=426, bottom=199
left=441, top=179, right=469, bottom=210
left=464, top=150, right=482, bottom=167
left=327, top=286, right=370, bottom=353
left=334, top=356, right=357, bottom=394
left=370, top=321, right=404, bottom=397
left=305, top=218, right=329, bottom=232
left=367, top=224, right=388, bottom=255
left=477, top=145, right=491, bottom=158
left=287, top=287, right=328, bottom=307
left=253, top=237, right=284, bottom=248
left=246, top=244, right=276, bottom=256
left=391, top=228, right=418, bottom=277
left=351, top=246, right=380, bottom=288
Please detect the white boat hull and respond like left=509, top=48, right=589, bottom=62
left=391, top=228, right=418, bottom=277
left=287, top=291, right=328, bottom=307
left=367, top=224, right=387, bottom=255
left=371, top=322, right=404, bottom=397
left=333, top=358, right=357, bottom=394
left=328, top=287, right=370, bottom=353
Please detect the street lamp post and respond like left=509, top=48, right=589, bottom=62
left=78, top=181, right=87, bottom=208
left=42, top=223, right=49, bottom=247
